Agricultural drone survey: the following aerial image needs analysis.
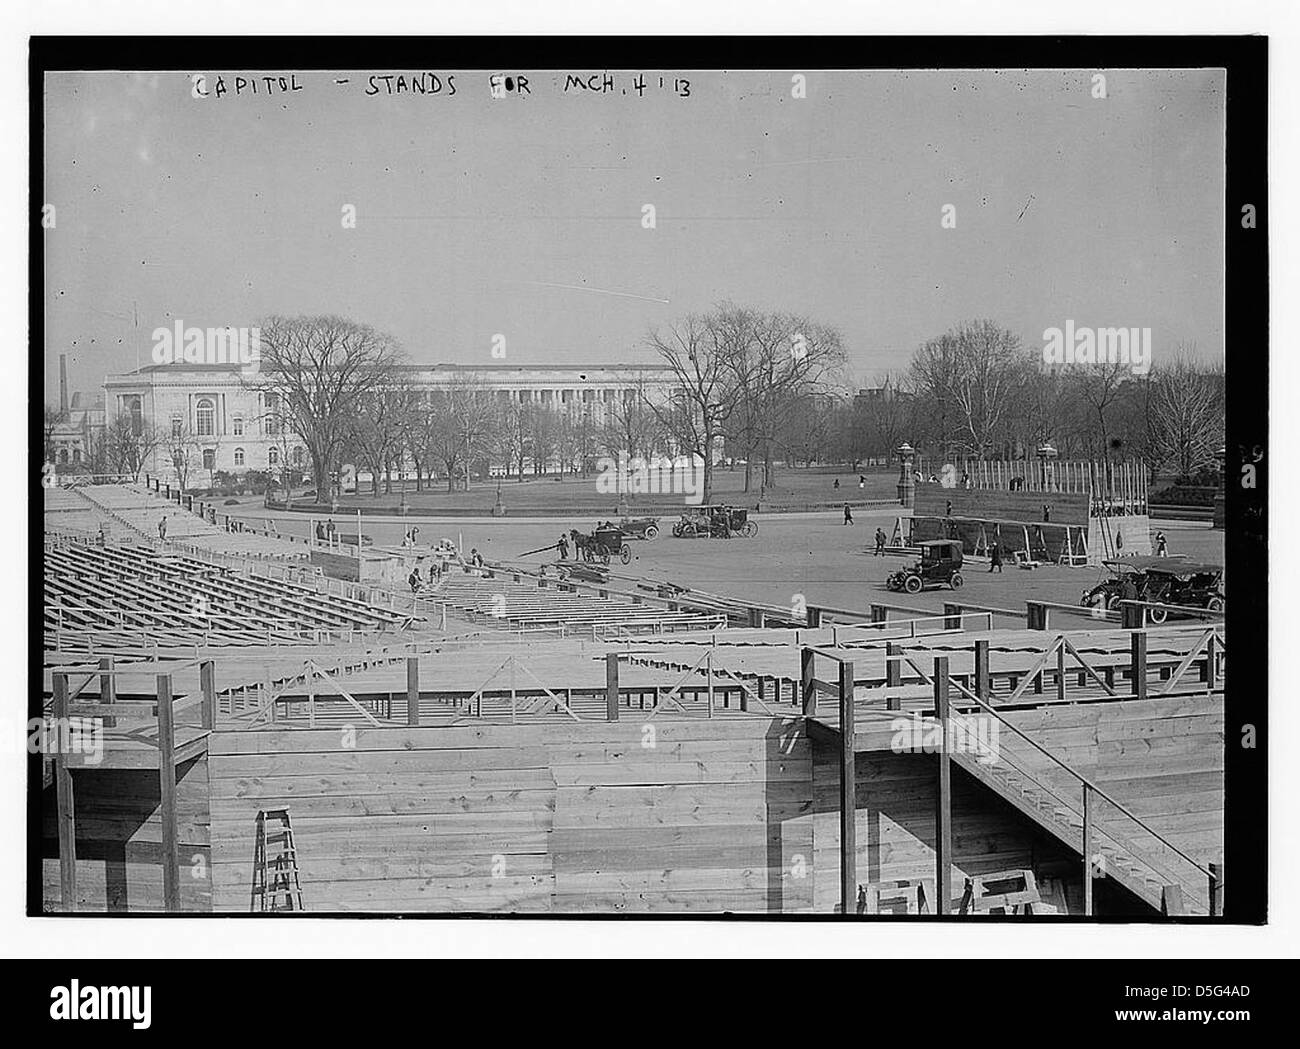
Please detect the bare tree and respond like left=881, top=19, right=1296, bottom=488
left=645, top=312, right=736, bottom=504
left=105, top=415, right=161, bottom=482
left=252, top=315, right=403, bottom=504
left=1148, top=352, right=1225, bottom=479
left=422, top=374, right=495, bottom=492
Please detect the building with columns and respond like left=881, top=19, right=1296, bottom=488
left=102, top=361, right=679, bottom=484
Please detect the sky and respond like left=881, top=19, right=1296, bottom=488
left=41, top=67, right=1225, bottom=405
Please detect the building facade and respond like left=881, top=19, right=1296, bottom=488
left=102, top=362, right=678, bottom=485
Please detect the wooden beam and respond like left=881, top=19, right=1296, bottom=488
left=199, top=660, right=216, bottom=730
left=839, top=659, right=856, bottom=915
left=934, top=657, right=952, bottom=915
left=52, top=672, right=77, bottom=912
left=974, top=640, right=990, bottom=700
left=605, top=653, right=620, bottom=721
left=98, top=656, right=116, bottom=728
left=406, top=656, right=420, bottom=726
left=1210, top=861, right=1224, bottom=917
left=1131, top=631, right=1148, bottom=700
left=156, top=673, right=180, bottom=913
left=800, top=648, right=816, bottom=716
left=1082, top=784, right=1094, bottom=916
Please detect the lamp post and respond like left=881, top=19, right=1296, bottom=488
left=1036, top=442, right=1058, bottom=492
left=896, top=442, right=916, bottom=508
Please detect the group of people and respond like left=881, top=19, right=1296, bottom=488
left=313, top=518, right=339, bottom=542
left=832, top=475, right=867, bottom=491
left=406, top=542, right=484, bottom=593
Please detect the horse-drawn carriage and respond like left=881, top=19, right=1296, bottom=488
left=570, top=524, right=633, bottom=565
left=671, top=504, right=758, bottom=539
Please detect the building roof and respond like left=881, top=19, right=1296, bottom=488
left=119, top=361, right=672, bottom=376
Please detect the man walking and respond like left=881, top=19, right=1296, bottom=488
left=989, top=542, right=1003, bottom=573
left=843, top=503, right=854, bottom=526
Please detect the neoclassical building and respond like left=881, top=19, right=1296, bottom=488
left=102, top=362, right=678, bottom=483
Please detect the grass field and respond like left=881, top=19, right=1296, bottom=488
left=296, top=465, right=902, bottom=514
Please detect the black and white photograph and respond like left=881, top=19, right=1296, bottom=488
left=5, top=2, right=1292, bottom=1007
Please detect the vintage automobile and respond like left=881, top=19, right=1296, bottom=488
left=618, top=516, right=661, bottom=540
left=1080, top=557, right=1225, bottom=623
left=886, top=540, right=965, bottom=594
left=671, top=504, right=758, bottom=539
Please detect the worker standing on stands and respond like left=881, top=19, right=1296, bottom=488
left=96, top=526, right=106, bottom=547
left=408, top=567, right=422, bottom=593
left=557, top=534, right=569, bottom=560
left=158, top=515, right=167, bottom=541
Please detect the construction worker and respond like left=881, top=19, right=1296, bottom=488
left=407, top=567, right=422, bottom=593
left=158, top=515, right=167, bottom=541
left=96, top=526, right=106, bottom=547
left=558, top=534, right=569, bottom=560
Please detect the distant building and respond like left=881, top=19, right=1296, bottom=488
left=101, top=361, right=678, bottom=484
left=46, top=354, right=106, bottom=468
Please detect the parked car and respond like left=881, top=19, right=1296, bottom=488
left=886, top=540, right=965, bottom=594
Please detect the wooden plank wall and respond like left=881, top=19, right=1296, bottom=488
left=812, top=694, right=1223, bottom=914
left=810, top=747, right=1080, bottom=912
left=914, top=486, right=1090, bottom=526
left=208, top=717, right=815, bottom=914
left=42, top=756, right=211, bottom=913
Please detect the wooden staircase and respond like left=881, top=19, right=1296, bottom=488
left=950, top=730, right=1215, bottom=914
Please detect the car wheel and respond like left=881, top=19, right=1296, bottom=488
left=904, top=574, right=923, bottom=594
left=620, top=546, right=632, bottom=565
left=1149, top=606, right=1168, bottom=624
left=743, top=522, right=758, bottom=538
left=950, top=572, right=964, bottom=590
left=1207, top=596, right=1225, bottom=613
left=645, top=525, right=659, bottom=540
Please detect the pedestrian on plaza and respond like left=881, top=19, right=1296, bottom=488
left=834, top=478, right=840, bottom=490
left=989, top=542, right=1003, bottom=573
left=843, top=503, right=854, bottom=526
left=874, top=528, right=887, bottom=556
left=1155, top=531, right=1168, bottom=557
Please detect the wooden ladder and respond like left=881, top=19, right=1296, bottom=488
left=252, top=808, right=305, bottom=912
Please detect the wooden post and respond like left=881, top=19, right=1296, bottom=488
left=1026, top=601, right=1049, bottom=630
left=99, top=655, right=116, bottom=728
left=974, top=640, right=990, bottom=701
left=870, top=605, right=887, bottom=624
left=199, top=660, right=215, bottom=730
left=1205, top=633, right=1218, bottom=689
left=806, top=606, right=822, bottom=628
left=1082, top=783, right=1093, bottom=916
left=943, top=603, right=962, bottom=631
left=605, top=653, right=620, bottom=721
left=407, top=656, right=420, bottom=726
left=1056, top=643, right=1067, bottom=703
left=1131, top=631, right=1148, bottom=700
left=706, top=651, right=714, bottom=718
left=1121, top=601, right=1146, bottom=629
left=886, top=643, right=902, bottom=688
left=839, top=659, right=856, bottom=915
left=934, top=657, right=952, bottom=915
left=1210, top=861, right=1224, bottom=917
left=305, top=662, right=316, bottom=728
left=52, top=672, right=77, bottom=911
left=800, top=648, right=816, bottom=716
left=156, top=674, right=181, bottom=913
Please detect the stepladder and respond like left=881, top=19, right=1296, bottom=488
left=252, top=808, right=305, bottom=913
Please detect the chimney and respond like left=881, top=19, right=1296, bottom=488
left=59, top=354, right=69, bottom=418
